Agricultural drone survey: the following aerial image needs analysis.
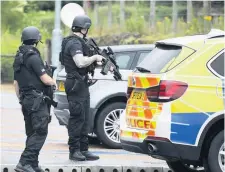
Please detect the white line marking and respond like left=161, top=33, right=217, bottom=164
left=171, top=44, right=215, bottom=74
left=179, top=99, right=210, bottom=117
left=171, top=122, right=190, bottom=126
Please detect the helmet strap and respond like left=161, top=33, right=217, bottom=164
left=79, top=29, right=88, bottom=38
left=72, top=27, right=88, bottom=38
left=83, top=29, right=89, bottom=38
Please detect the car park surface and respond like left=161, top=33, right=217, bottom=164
left=1, top=89, right=171, bottom=172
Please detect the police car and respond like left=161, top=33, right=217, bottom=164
left=120, top=29, right=225, bottom=172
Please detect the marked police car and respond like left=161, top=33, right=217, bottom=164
left=120, top=29, right=225, bottom=172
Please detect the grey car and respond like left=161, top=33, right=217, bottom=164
left=53, top=44, right=155, bottom=148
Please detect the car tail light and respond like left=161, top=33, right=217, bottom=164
left=127, top=87, right=134, bottom=98
left=146, top=80, right=188, bottom=102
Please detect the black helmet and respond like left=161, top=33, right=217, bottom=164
left=71, top=15, right=92, bottom=32
left=21, top=26, right=42, bottom=43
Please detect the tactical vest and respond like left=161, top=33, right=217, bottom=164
left=13, top=45, right=45, bottom=92
left=59, top=35, right=95, bottom=76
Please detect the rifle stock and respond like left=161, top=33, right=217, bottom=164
left=44, top=62, right=58, bottom=108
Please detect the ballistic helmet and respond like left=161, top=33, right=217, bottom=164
left=21, top=26, right=42, bottom=43
left=71, top=15, right=92, bottom=32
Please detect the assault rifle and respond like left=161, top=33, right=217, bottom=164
left=44, top=62, right=58, bottom=108
left=86, top=38, right=122, bottom=81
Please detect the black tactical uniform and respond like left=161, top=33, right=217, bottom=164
left=60, top=15, right=99, bottom=161
left=13, top=26, right=51, bottom=172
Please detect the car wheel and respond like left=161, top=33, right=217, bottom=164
left=95, top=102, right=126, bottom=149
left=166, top=160, right=205, bottom=172
left=204, top=130, right=224, bottom=172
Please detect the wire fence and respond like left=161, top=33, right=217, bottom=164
left=0, top=55, right=14, bottom=58
left=82, top=1, right=224, bottom=35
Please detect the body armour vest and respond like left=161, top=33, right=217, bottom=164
left=59, top=35, right=93, bottom=76
left=13, top=45, right=45, bottom=91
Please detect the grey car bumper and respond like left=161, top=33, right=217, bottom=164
left=53, top=93, right=98, bottom=133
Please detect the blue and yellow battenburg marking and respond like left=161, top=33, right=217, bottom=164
left=121, top=37, right=225, bottom=145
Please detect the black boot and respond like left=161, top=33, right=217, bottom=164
left=69, top=151, right=86, bottom=161
left=14, top=163, right=36, bottom=172
left=81, top=151, right=99, bottom=161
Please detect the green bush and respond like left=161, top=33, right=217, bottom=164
left=125, top=15, right=146, bottom=34
left=1, top=2, right=224, bottom=83
left=22, top=11, right=54, bottom=39
left=1, top=1, right=25, bottom=32
left=1, top=31, right=21, bottom=55
left=1, top=57, right=14, bottom=83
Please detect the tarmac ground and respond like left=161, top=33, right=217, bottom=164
left=0, top=84, right=170, bottom=172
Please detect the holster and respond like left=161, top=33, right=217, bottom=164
left=20, top=89, right=48, bottom=111
left=21, top=89, right=52, bottom=123
left=66, top=71, right=88, bottom=93
left=44, top=95, right=58, bottom=108
left=44, top=85, right=58, bottom=108
left=31, top=91, right=45, bottom=112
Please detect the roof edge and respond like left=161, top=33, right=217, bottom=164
left=155, top=28, right=225, bottom=50
left=155, top=40, right=199, bottom=51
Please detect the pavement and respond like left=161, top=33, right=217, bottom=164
left=0, top=84, right=170, bottom=172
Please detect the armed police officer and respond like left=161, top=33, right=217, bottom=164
left=13, top=26, right=57, bottom=172
left=59, top=14, right=104, bottom=161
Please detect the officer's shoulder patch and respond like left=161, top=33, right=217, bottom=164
left=26, top=50, right=36, bottom=57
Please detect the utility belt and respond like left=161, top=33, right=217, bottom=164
left=20, top=88, right=56, bottom=111
left=66, top=71, right=88, bottom=81
left=67, top=70, right=96, bottom=87
left=20, top=89, right=45, bottom=111
left=65, top=71, right=90, bottom=95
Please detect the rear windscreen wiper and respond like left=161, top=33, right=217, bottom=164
left=136, top=67, right=151, bottom=73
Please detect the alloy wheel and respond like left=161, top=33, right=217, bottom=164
left=103, top=109, right=124, bottom=143
left=218, top=143, right=225, bottom=172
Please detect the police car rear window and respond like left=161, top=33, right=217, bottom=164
left=136, top=44, right=182, bottom=73
left=209, top=51, right=225, bottom=77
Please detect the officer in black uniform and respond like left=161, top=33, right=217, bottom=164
left=59, top=15, right=104, bottom=161
left=13, top=26, right=57, bottom=172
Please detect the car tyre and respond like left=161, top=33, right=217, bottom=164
left=166, top=160, right=205, bottom=172
left=203, top=130, right=224, bottom=172
left=95, top=102, right=126, bottom=149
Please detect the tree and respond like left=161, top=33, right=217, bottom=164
left=108, top=0, right=112, bottom=28
left=203, top=0, right=211, bottom=33
left=150, top=0, right=156, bottom=31
left=24, top=1, right=83, bottom=12
left=172, top=0, right=178, bottom=33
left=1, top=1, right=25, bottom=32
left=187, top=0, right=193, bottom=23
left=94, top=0, right=99, bottom=27
left=120, top=0, right=125, bottom=27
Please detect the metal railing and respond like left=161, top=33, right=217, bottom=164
left=0, top=54, right=14, bottom=58
left=0, top=164, right=173, bottom=172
